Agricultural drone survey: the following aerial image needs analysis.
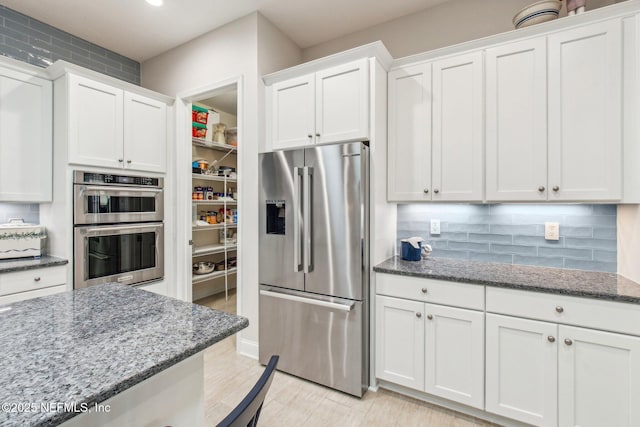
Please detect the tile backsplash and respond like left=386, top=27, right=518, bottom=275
left=397, top=204, right=617, bottom=273
left=0, top=203, right=39, bottom=225
left=0, top=5, right=140, bottom=84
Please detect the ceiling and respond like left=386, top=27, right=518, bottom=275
left=0, top=0, right=451, bottom=61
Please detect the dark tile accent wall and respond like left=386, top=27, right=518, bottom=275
left=397, top=204, right=617, bottom=273
left=0, top=5, right=140, bottom=84
left=0, top=203, right=39, bottom=224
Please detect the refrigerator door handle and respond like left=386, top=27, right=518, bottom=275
left=303, top=166, right=314, bottom=273
left=293, top=167, right=303, bottom=272
left=260, top=289, right=354, bottom=312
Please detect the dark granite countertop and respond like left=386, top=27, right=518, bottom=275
left=0, top=283, right=248, bottom=427
left=0, top=256, right=68, bottom=274
left=374, top=256, right=640, bottom=304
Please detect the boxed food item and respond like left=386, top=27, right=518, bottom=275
left=0, top=219, right=46, bottom=259
left=192, top=105, right=209, bottom=124
left=192, top=122, right=207, bottom=139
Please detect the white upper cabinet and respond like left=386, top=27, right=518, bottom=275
left=66, top=73, right=167, bottom=173
left=270, top=74, right=315, bottom=150
left=387, top=63, right=432, bottom=201
left=558, top=325, right=640, bottom=427
left=124, top=92, right=167, bottom=172
left=431, top=51, right=484, bottom=201
left=548, top=19, right=622, bottom=201
left=0, top=65, right=52, bottom=202
left=486, top=38, right=548, bottom=202
left=68, top=74, right=124, bottom=169
left=270, top=58, right=369, bottom=150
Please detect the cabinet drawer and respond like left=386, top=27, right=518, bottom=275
left=0, top=265, right=66, bottom=297
left=376, top=273, right=484, bottom=310
left=0, top=284, right=66, bottom=305
left=486, top=286, right=640, bottom=337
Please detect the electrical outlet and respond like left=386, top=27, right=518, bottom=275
left=430, top=219, right=441, bottom=235
left=545, top=222, right=560, bottom=241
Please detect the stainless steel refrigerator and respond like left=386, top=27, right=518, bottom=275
left=258, top=142, right=369, bottom=397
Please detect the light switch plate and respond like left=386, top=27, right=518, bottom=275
left=545, top=222, right=560, bottom=241
left=430, top=219, right=441, bottom=235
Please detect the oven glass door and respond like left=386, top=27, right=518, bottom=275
left=74, top=185, right=164, bottom=224
left=74, top=223, right=164, bottom=288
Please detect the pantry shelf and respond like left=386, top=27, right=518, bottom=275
left=192, top=223, right=238, bottom=231
left=192, top=200, right=237, bottom=206
left=192, top=267, right=238, bottom=285
left=192, top=174, right=237, bottom=183
left=192, top=244, right=237, bottom=257
left=192, top=138, right=237, bottom=153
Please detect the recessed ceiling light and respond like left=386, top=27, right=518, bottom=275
left=146, top=0, right=163, bottom=6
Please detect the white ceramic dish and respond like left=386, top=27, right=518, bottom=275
left=513, top=0, right=562, bottom=29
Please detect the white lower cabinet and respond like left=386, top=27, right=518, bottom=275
left=485, top=314, right=558, bottom=427
left=0, top=265, right=67, bottom=304
left=558, top=325, right=640, bottom=427
left=375, top=292, right=484, bottom=409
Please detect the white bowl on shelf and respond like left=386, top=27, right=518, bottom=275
left=513, top=0, right=562, bottom=29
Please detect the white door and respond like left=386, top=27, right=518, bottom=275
left=424, top=304, right=484, bottom=409
left=68, top=74, right=124, bottom=169
left=124, top=92, right=167, bottom=173
left=315, top=58, right=369, bottom=144
left=558, top=325, right=640, bottom=427
left=270, top=74, right=315, bottom=150
left=0, top=68, right=52, bottom=202
left=375, top=295, right=425, bottom=390
left=387, top=63, right=432, bottom=202
left=486, top=38, right=548, bottom=202
left=548, top=19, right=622, bottom=201
left=432, top=51, right=483, bottom=201
left=486, top=314, right=558, bottom=427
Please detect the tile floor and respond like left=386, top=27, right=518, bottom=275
left=195, top=290, right=499, bottom=427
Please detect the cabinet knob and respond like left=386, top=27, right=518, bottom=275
left=538, top=186, right=545, bottom=192
left=315, top=133, right=320, bottom=137
left=416, top=312, right=422, bottom=318
left=433, top=189, right=439, bottom=194
left=307, top=134, right=313, bottom=138
left=564, top=338, right=573, bottom=346
left=547, top=336, right=556, bottom=343
left=33, top=276, right=41, bottom=282
left=555, top=306, right=564, bottom=313
left=423, top=189, right=429, bottom=194
left=427, top=314, right=433, bottom=320
left=421, top=287, right=427, bottom=294
left=553, top=186, right=560, bottom=192
left=118, top=159, right=124, bottom=163
left=127, top=159, right=132, bottom=164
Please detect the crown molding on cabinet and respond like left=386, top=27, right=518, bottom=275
left=262, top=40, right=393, bottom=86
left=392, top=0, right=640, bottom=68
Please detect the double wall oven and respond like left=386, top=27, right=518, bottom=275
left=73, top=171, right=164, bottom=289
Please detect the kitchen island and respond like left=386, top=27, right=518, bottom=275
left=0, top=283, right=248, bottom=427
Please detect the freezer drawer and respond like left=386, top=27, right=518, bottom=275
left=259, top=286, right=367, bottom=396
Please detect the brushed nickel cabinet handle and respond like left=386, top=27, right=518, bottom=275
left=421, top=288, right=427, bottom=294
left=538, top=186, right=545, bottom=192
left=423, top=189, right=429, bottom=194
left=433, top=189, right=439, bottom=194
left=416, top=312, right=422, bottom=318
left=548, top=336, right=556, bottom=343
left=564, top=338, right=573, bottom=346
left=556, top=306, right=564, bottom=313
left=315, top=133, right=320, bottom=137
left=427, top=314, right=433, bottom=320
left=553, top=186, right=560, bottom=192
left=34, top=277, right=41, bottom=282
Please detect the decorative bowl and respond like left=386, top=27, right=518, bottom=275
left=513, top=0, right=562, bottom=29
left=193, top=261, right=215, bottom=275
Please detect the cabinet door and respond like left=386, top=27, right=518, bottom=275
left=486, top=38, right=548, bottom=201
left=424, top=304, right=484, bottom=409
left=559, top=325, right=640, bottom=427
left=432, top=51, right=483, bottom=201
left=375, top=295, right=425, bottom=390
left=387, top=63, right=432, bottom=201
left=486, top=314, right=558, bottom=427
left=271, top=74, right=315, bottom=150
left=68, top=74, right=124, bottom=169
left=0, top=68, right=52, bottom=202
left=315, top=58, right=369, bottom=144
left=548, top=20, right=622, bottom=201
left=124, top=92, right=167, bottom=173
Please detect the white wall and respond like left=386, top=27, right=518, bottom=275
left=301, top=0, right=618, bottom=61
left=140, top=12, right=301, bottom=358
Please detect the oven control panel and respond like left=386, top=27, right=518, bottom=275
left=74, top=171, right=163, bottom=188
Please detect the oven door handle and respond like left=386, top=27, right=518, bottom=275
left=79, top=185, right=163, bottom=194
left=84, top=224, right=163, bottom=233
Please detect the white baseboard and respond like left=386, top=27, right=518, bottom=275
left=237, top=336, right=258, bottom=360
